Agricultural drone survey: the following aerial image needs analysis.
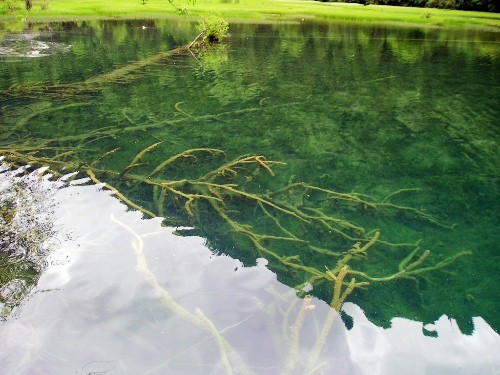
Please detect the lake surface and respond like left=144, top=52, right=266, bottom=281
left=0, top=19, right=499, bottom=374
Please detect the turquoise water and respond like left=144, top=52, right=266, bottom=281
left=0, top=19, right=499, bottom=373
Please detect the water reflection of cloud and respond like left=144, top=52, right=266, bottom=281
left=344, top=303, right=499, bottom=375
left=0, top=178, right=498, bottom=374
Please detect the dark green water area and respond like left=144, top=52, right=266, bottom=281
left=0, top=19, right=498, bottom=337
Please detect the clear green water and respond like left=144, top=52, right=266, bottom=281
left=0, top=18, right=498, bottom=351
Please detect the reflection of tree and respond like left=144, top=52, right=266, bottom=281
left=190, top=37, right=266, bottom=106
left=195, top=43, right=229, bottom=74
left=0, top=20, right=195, bottom=90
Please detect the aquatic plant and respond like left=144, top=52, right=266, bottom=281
left=0, top=146, right=471, bottom=308
left=0, top=145, right=472, bottom=373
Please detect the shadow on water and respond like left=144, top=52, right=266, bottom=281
left=0, top=18, right=499, bottom=372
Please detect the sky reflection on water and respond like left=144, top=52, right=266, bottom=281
left=0, top=169, right=498, bottom=374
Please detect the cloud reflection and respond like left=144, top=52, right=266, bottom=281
left=0, top=177, right=498, bottom=374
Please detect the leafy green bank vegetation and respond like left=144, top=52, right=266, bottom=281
left=0, top=0, right=499, bottom=31
left=322, top=0, right=497, bottom=12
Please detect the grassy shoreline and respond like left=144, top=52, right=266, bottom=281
left=1, top=0, right=499, bottom=31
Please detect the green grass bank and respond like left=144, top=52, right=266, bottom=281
left=1, top=0, right=500, bottom=31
